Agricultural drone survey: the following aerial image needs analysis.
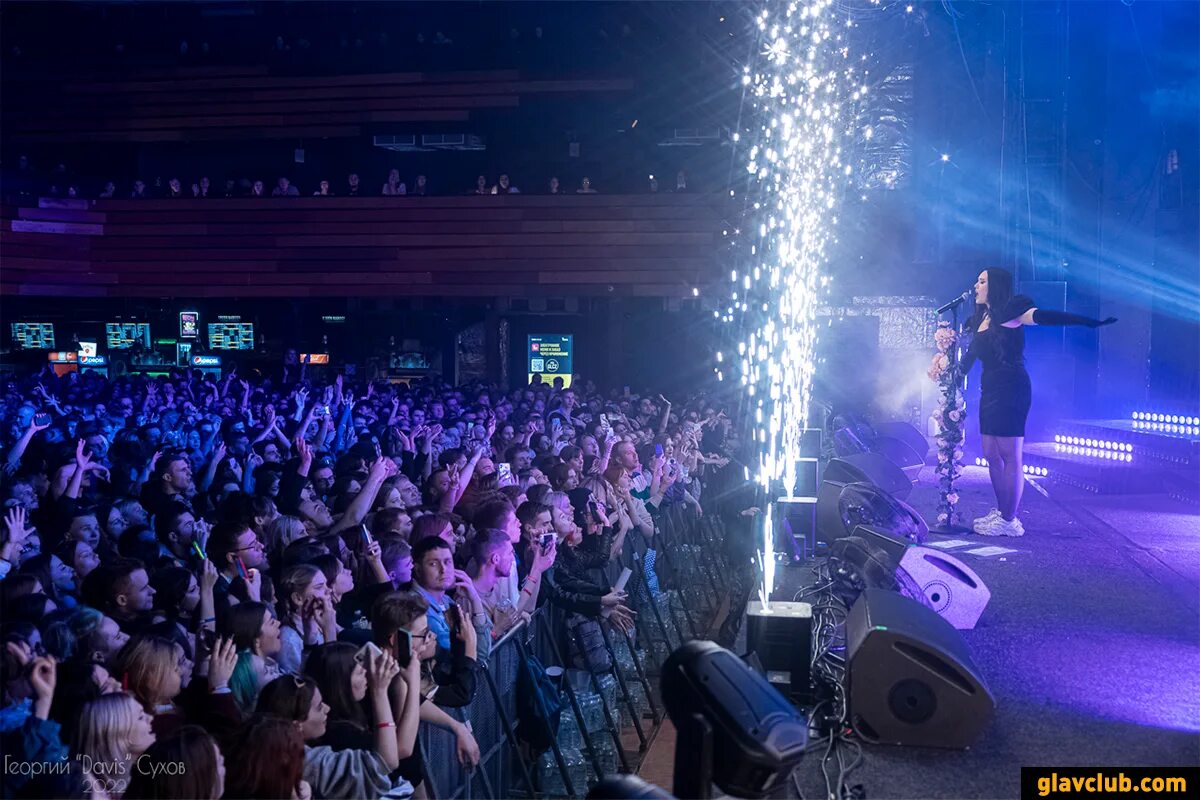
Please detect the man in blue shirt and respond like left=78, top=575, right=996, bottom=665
left=411, top=536, right=492, bottom=662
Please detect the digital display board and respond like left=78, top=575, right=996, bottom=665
left=179, top=312, right=199, bottom=339
left=207, top=322, right=254, bottom=350
left=11, top=323, right=55, bottom=350
left=527, top=334, right=574, bottom=387
left=106, top=323, right=151, bottom=349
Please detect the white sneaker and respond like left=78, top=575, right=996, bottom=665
left=976, top=516, right=1024, bottom=537
left=972, top=508, right=1001, bottom=530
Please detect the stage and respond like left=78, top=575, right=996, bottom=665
left=761, top=465, right=1200, bottom=799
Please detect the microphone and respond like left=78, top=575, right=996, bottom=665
left=937, top=290, right=974, bottom=315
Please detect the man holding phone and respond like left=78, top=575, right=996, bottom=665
left=410, top=536, right=493, bottom=663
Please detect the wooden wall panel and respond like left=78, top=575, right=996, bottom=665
left=3, top=68, right=633, bottom=142
left=1, top=196, right=727, bottom=299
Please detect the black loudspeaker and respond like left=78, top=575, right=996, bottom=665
left=825, top=453, right=913, bottom=499
left=746, top=601, right=813, bottom=704
left=852, top=526, right=991, bottom=629
left=845, top=589, right=995, bottom=749
left=775, top=497, right=818, bottom=562
left=873, top=421, right=930, bottom=465
left=816, top=480, right=928, bottom=546
left=816, top=480, right=851, bottom=545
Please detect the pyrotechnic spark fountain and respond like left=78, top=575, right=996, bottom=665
left=730, top=0, right=865, bottom=606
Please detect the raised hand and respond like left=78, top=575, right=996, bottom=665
left=74, top=439, right=95, bottom=469
left=532, top=537, right=557, bottom=573
left=367, top=648, right=400, bottom=696
left=208, top=637, right=238, bottom=688
left=364, top=539, right=383, bottom=565
left=451, top=569, right=480, bottom=605
left=4, top=507, right=29, bottom=547
left=29, top=656, right=57, bottom=701
left=4, top=640, right=34, bottom=669
left=199, top=558, right=219, bottom=592
left=244, top=567, right=262, bottom=602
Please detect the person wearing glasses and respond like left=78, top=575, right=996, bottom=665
left=370, top=591, right=481, bottom=798
left=206, top=521, right=272, bottom=621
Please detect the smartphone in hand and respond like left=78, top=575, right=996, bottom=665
left=392, top=633, right=412, bottom=666
left=614, top=567, right=632, bottom=593
left=356, top=641, right=383, bottom=664
left=497, top=462, right=515, bottom=488
left=539, top=532, right=555, bottom=555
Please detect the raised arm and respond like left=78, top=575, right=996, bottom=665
left=330, top=457, right=392, bottom=535
left=1003, top=308, right=1117, bottom=329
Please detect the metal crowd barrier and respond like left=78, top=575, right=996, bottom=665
left=419, top=500, right=731, bottom=799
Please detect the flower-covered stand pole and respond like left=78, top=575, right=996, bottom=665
left=926, top=320, right=971, bottom=534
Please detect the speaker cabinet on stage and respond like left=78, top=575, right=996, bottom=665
left=846, top=589, right=994, bottom=749
left=873, top=421, right=930, bottom=465
left=792, top=428, right=822, bottom=498
left=816, top=479, right=851, bottom=545
left=775, top=496, right=818, bottom=562
left=824, top=453, right=913, bottom=498
left=746, top=601, right=813, bottom=705
left=853, top=526, right=991, bottom=629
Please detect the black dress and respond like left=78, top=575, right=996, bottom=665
left=963, top=296, right=1035, bottom=438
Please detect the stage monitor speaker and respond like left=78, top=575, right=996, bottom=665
left=775, top=497, right=817, bottom=562
left=845, top=589, right=994, bottom=749
left=853, top=526, right=991, bottom=629
left=816, top=480, right=928, bottom=547
left=825, top=453, right=913, bottom=499
left=746, top=601, right=813, bottom=705
left=873, top=422, right=930, bottom=466
left=816, top=480, right=851, bottom=545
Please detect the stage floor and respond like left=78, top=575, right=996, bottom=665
left=774, top=465, right=1200, bottom=799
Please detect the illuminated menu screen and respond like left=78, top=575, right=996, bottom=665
left=11, top=323, right=55, bottom=349
left=106, top=323, right=151, bottom=349
left=207, top=323, right=255, bottom=350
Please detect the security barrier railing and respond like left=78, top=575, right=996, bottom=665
left=419, top=505, right=729, bottom=799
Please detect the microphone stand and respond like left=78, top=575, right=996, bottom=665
left=931, top=298, right=971, bottom=536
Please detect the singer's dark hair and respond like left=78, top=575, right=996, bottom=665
left=968, top=267, right=1015, bottom=332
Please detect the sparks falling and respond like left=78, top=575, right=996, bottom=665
left=734, top=0, right=862, bottom=604
left=738, top=0, right=859, bottom=497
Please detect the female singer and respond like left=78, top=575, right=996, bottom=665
left=959, top=268, right=1116, bottom=536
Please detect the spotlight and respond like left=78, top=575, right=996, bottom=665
left=661, top=641, right=807, bottom=799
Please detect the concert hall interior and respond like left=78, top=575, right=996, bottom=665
left=0, top=2, right=1197, bottom=799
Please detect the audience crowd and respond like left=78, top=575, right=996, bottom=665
left=5, top=156, right=695, bottom=203
left=0, top=363, right=734, bottom=799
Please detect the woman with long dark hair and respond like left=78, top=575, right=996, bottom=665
left=960, top=268, right=1116, bottom=536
